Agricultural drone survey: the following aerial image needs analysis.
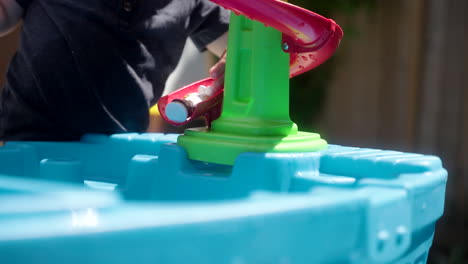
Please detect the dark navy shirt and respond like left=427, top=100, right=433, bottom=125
left=0, top=0, right=229, bottom=141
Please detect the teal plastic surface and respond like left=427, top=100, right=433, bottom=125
left=0, top=133, right=447, bottom=264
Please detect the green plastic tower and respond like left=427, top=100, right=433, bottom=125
left=178, top=13, right=327, bottom=165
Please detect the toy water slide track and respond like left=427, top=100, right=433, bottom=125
left=158, top=0, right=343, bottom=126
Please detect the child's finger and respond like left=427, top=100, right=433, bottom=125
left=209, top=60, right=225, bottom=79
left=209, top=51, right=227, bottom=78
left=212, top=72, right=225, bottom=92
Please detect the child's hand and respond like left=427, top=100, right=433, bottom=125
left=209, top=49, right=226, bottom=92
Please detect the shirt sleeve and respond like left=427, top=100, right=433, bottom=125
left=15, top=0, right=33, bottom=10
left=187, top=0, right=230, bottom=52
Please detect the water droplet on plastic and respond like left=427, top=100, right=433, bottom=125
left=309, top=54, right=315, bottom=60
left=301, top=56, right=308, bottom=61
left=299, top=65, right=304, bottom=69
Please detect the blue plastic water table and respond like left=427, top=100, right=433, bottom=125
left=0, top=133, right=446, bottom=263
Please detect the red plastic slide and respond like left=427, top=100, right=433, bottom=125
left=158, top=0, right=343, bottom=126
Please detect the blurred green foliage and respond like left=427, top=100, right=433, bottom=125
left=289, top=0, right=374, bottom=132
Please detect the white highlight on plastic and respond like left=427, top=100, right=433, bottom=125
left=72, top=208, right=99, bottom=227
left=197, top=85, right=214, bottom=98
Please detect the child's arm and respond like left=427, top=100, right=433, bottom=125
left=207, top=31, right=228, bottom=58
left=0, top=0, right=23, bottom=37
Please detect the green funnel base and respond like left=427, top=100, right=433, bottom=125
left=178, top=128, right=328, bottom=165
